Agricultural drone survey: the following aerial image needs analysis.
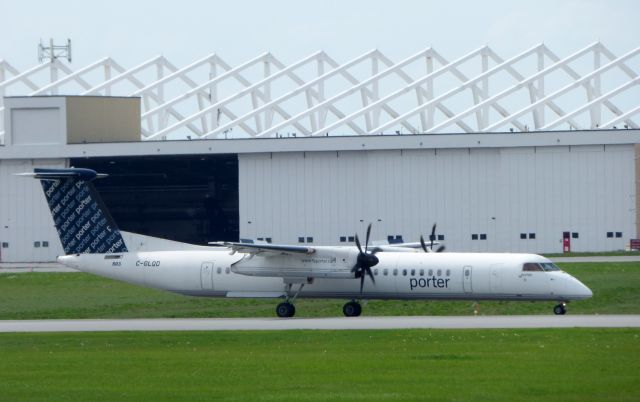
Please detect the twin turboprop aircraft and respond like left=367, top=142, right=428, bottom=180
left=27, top=168, right=592, bottom=318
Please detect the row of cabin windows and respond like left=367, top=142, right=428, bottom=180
left=373, top=268, right=451, bottom=277
left=471, top=234, right=487, bottom=240
left=215, top=264, right=449, bottom=277
left=607, top=232, right=623, bottom=238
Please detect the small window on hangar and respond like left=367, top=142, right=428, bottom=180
left=71, top=155, right=239, bottom=245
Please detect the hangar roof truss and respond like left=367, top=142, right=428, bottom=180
left=0, top=42, right=639, bottom=143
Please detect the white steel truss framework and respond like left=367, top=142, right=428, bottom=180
left=1, top=43, right=639, bottom=143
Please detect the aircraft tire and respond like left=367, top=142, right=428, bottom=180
left=343, top=301, right=362, bottom=317
left=553, top=304, right=567, bottom=315
left=276, top=302, right=295, bottom=318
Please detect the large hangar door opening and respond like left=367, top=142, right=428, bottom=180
left=71, top=155, right=239, bottom=245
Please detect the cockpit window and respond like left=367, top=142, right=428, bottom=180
left=522, top=263, right=544, bottom=272
left=540, top=262, right=561, bottom=271
left=523, top=262, right=561, bottom=272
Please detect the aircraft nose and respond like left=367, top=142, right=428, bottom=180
left=567, top=276, right=593, bottom=300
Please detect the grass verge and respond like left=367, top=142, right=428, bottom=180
left=544, top=251, right=640, bottom=257
left=0, top=329, right=638, bottom=401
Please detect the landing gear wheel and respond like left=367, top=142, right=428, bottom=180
left=343, top=301, right=362, bottom=317
left=276, top=302, right=296, bottom=318
left=553, top=303, right=567, bottom=315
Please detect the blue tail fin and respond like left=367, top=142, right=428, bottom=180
left=32, top=168, right=128, bottom=255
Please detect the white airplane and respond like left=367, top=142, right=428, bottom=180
left=25, top=168, right=592, bottom=318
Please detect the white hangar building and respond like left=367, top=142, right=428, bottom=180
left=0, top=43, right=639, bottom=263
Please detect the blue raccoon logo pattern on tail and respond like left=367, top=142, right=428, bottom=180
left=35, top=168, right=128, bottom=255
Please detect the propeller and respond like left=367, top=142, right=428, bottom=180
left=420, top=223, right=446, bottom=253
left=351, top=223, right=379, bottom=294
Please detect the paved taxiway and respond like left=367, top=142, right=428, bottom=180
left=1, top=315, right=639, bottom=332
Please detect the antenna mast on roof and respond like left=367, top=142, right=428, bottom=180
left=38, top=38, right=72, bottom=63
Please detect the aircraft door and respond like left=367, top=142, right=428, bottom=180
left=463, top=266, right=473, bottom=293
left=200, top=262, right=214, bottom=290
left=490, top=264, right=503, bottom=293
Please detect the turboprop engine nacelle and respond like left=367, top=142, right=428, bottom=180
left=231, top=247, right=356, bottom=279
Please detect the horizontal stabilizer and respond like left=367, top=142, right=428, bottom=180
left=17, top=168, right=108, bottom=181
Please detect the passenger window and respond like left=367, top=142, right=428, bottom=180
left=446, top=269, right=451, bottom=276
left=225, top=267, right=230, bottom=274
left=374, top=269, right=379, bottom=276
left=216, top=267, right=222, bottom=274
left=393, top=269, right=398, bottom=276
left=419, top=269, right=424, bottom=276
left=411, top=269, right=415, bottom=276
left=523, top=263, right=543, bottom=272
left=402, top=269, right=407, bottom=276
left=383, top=269, right=388, bottom=276
left=437, top=269, right=442, bottom=276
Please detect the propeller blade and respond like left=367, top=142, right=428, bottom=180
left=436, top=245, right=446, bottom=253
left=355, top=233, right=363, bottom=254
left=364, top=223, right=372, bottom=253
left=420, top=235, right=428, bottom=253
left=430, top=223, right=436, bottom=249
left=365, top=266, right=375, bottom=283
left=353, top=223, right=379, bottom=294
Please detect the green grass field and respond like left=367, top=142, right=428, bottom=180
left=543, top=251, right=640, bottom=257
left=0, top=262, right=638, bottom=319
left=0, top=329, right=638, bottom=401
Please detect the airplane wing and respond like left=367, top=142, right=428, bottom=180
left=209, top=242, right=316, bottom=256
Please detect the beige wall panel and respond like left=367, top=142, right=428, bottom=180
left=66, top=97, right=140, bottom=144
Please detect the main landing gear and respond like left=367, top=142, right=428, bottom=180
left=276, top=300, right=364, bottom=318
left=553, top=303, right=567, bottom=315
left=276, top=302, right=296, bottom=318
left=343, top=300, right=362, bottom=317
left=276, top=282, right=305, bottom=318
left=274, top=280, right=366, bottom=318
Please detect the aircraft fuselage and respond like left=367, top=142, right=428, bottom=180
left=58, top=249, right=592, bottom=302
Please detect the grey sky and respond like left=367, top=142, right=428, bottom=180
left=1, top=0, right=638, bottom=68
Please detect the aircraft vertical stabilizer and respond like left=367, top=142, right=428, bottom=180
left=29, top=168, right=128, bottom=255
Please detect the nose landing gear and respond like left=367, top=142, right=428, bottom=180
left=553, top=303, right=567, bottom=315
left=343, top=300, right=362, bottom=317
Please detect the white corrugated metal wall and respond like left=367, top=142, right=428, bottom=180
left=239, top=144, right=635, bottom=253
left=0, top=144, right=635, bottom=262
left=0, top=158, right=66, bottom=262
